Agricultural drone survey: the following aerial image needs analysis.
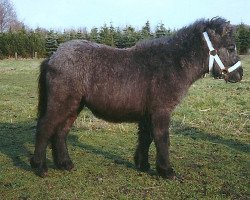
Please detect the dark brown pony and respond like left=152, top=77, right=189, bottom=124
left=30, top=18, right=243, bottom=178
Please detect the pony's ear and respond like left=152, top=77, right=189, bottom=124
left=200, top=23, right=207, bottom=33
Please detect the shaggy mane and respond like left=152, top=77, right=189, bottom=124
left=135, top=17, right=229, bottom=50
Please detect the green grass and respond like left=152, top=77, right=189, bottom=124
left=0, top=57, right=249, bottom=199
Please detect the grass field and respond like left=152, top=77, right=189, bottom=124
left=0, top=57, right=249, bottom=199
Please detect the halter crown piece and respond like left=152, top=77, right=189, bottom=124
left=203, top=32, right=241, bottom=74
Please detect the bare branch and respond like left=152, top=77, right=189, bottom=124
left=0, top=0, right=18, bottom=32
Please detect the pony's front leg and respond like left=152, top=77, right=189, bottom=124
left=152, top=112, right=176, bottom=179
left=134, top=118, right=153, bottom=171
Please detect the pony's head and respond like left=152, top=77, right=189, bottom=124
left=204, top=18, right=243, bottom=83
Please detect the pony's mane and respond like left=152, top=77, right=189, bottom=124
left=135, top=17, right=229, bottom=50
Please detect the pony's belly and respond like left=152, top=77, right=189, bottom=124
left=84, top=78, right=147, bottom=122
left=85, top=97, right=144, bottom=122
left=90, top=107, right=142, bottom=123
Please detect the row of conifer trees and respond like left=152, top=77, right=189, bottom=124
left=0, top=22, right=249, bottom=59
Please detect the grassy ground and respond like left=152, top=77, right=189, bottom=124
left=0, top=57, right=249, bottom=199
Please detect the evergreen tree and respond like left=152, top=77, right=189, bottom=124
left=122, top=25, right=138, bottom=47
left=114, top=27, right=124, bottom=48
left=45, top=31, right=58, bottom=56
left=235, top=23, right=250, bottom=54
left=89, top=27, right=99, bottom=43
left=140, top=20, right=153, bottom=40
left=76, top=28, right=87, bottom=40
left=57, top=33, right=67, bottom=45
left=99, top=23, right=114, bottom=46
left=108, top=23, right=115, bottom=47
left=16, top=28, right=29, bottom=57
left=31, top=30, right=46, bottom=58
left=155, top=23, right=172, bottom=38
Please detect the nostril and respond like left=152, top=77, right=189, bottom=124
left=237, top=73, right=242, bottom=81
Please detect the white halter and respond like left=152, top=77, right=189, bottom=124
left=203, top=32, right=241, bottom=74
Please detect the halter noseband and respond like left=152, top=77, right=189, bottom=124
left=203, top=32, right=241, bottom=74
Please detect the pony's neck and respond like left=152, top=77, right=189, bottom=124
left=171, top=28, right=209, bottom=84
left=133, top=27, right=210, bottom=85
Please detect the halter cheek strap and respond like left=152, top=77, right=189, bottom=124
left=203, top=32, right=241, bottom=74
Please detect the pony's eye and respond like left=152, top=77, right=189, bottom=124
left=228, top=45, right=235, bottom=52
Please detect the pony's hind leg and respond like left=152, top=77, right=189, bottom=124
left=134, top=118, right=153, bottom=171
left=30, top=111, right=62, bottom=177
left=51, top=113, right=77, bottom=171
left=51, top=98, right=83, bottom=171
left=31, top=91, right=82, bottom=176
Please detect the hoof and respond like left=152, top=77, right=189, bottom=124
left=30, top=157, right=48, bottom=178
left=30, top=157, right=39, bottom=169
left=156, top=166, right=176, bottom=179
left=135, top=162, right=150, bottom=172
left=36, top=169, right=48, bottom=178
left=56, top=160, right=74, bottom=171
left=134, top=153, right=150, bottom=172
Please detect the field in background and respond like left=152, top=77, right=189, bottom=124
left=0, top=57, right=249, bottom=199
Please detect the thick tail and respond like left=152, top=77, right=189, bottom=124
left=37, top=59, right=49, bottom=119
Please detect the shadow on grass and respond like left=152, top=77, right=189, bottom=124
left=0, top=120, right=249, bottom=174
left=0, top=120, right=136, bottom=174
left=0, top=121, right=35, bottom=171
left=172, top=121, right=250, bottom=154
left=68, top=134, right=135, bottom=169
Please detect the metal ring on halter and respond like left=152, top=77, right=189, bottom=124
left=209, top=49, right=217, bottom=56
left=221, top=68, right=228, bottom=75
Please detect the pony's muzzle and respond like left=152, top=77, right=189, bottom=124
left=224, top=67, right=243, bottom=83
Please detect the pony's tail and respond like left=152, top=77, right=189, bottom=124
left=37, top=59, right=49, bottom=119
